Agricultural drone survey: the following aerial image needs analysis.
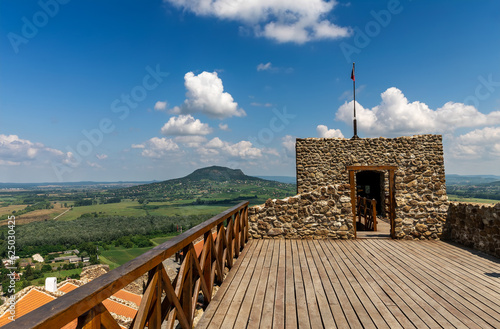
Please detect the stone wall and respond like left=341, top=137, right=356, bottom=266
left=295, top=134, right=448, bottom=239
left=444, top=202, right=500, bottom=258
left=248, top=184, right=354, bottom=239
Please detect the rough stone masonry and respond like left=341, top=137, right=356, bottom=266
left=249, top=135, right=448, bottom=239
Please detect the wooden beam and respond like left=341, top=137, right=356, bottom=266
left=347, top=165, right=397, bottom=171
left=349, top=170, right=357, bottom=239
left=389, top=169, right=396, bottom=238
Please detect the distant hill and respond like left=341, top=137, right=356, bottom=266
left=115, top=166, right=296, bottom=205
left=256, top=176, right=296, bottom=184
left=446, top=174, right=500, bottom=201
left=0, top=181, right=155, bottom=190
left=446, top=174, right=500, bottom=186
left=178, top=166, right=261, bottom=182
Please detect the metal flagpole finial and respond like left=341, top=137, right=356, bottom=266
left=351, top=62, right=359, bottom=139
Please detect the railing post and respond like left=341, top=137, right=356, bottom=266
left=203, top=231, right=212, bottom=305
left=181, top=245, right=193, bottom=328
left=234, top=211, right=240, bottom=257
left=243, top=206, right=249, bottom=243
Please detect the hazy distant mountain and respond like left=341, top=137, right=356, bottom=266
left=446, top=174, right=500, bottom=186
left=178, top=166, right=261, bottom=182
left=117, top=166, right=296, bottom=203
left=255, top=176, right=296, bottom=184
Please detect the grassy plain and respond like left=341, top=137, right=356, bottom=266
left=57, top=200, right=234, bottom=221
left=0, top=204, right=25, bottom=216
left=0, top=202, right=70, bottom=225
left=42, top=268, right=82, bottom=280
left=100, top=235, right=176, bottom=270
left=448, top=194, right=500, bottom=204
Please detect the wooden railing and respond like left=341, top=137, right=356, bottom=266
left=4, top=201, right=249, bottom=329
left=356, top=196, right=377, bottom=231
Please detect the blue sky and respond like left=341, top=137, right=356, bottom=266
left=1, top=0, right=499, bottom=182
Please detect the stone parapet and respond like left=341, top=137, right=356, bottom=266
left=249, top=184, right=354, bottom=239
left=444, top=202, right=500, bottom=258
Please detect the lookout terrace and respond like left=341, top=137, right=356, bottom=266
left=2, top=135, right=499, bottom=328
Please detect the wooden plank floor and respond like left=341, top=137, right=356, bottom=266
left=196, top=239, right=500, bottom=329
left=356, top=218, right=391, bottom=239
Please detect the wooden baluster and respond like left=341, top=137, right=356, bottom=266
left=234, top=211, right=240, bottom=257
left=159, top=266, right=189, bottom=329
left=147, top=265, right=162, bottom=328
left=182, top=246, right=193, bottom=328
left=226, top=216, right=234, bottom=268
left=363, top=198, right=367, bottom=228
left=76, top=305, right=100, bottom=329
left=215, top=223, right=224, bottom=284
left=372, top=199, right=377, bottom=231
left=202, top=231, right=212, bottom=304
left=134, top=266, right=161, bottom=329
left=242, top=207, right=248, bottom=245
left=357, top=196, right=361, bottom=228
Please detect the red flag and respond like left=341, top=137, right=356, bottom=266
left=351, top=64, right=355, bottom=81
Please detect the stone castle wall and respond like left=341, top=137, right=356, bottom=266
left=444, top=202, right=500, bottom=258
left=295, top=135, right=448, bottom=239
left=248, top=185, right=354, bottom=239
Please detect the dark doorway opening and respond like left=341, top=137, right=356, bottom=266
left=356, top=171, right=384, bottom=216
left=348, top=165, right=397, bottom=239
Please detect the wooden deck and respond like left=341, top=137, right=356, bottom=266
left=196, top=239, right=500, bottom=328
left=356, top=218, right=391, bottom=239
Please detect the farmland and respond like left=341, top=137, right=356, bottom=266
left=100, top=235, right=175, bottom=270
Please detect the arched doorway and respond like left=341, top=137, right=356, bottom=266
left=348, top=166, right=397, bottom=238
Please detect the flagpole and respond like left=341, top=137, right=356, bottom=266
left=352, top=62, right=358, bottom=139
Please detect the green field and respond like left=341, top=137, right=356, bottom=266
left=43, top=268, right=82, bottom=279
left=448, top=194, right=500, bottom=204
left=100, top=235, right=176, bottom=270
left=57, top=200, right=230, bottom=221
left=23, top=268, right=83, bottom=287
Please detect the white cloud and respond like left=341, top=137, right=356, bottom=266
left=87, top=161, right=102, bottom=168
left=219, top=123, right=230, bottom=131
left=316, top=125, right=344, bottom=138
left=135, top=137, right=180, bottom=158
left=160, top=114, right=213, bottom=135
left=336, top=87, right=500, bottom=136
left=174, top=135, right=207, bottom=148
left=164, top=0, right=351, bottom=44
left=154, top=101, right=168, bottom=111
left=96, top=154, right=108, bottom=160
left=450, top=127, right=500, bottom=159
left=263, top=147, right=280, bottom=157
left=206, top=137, right=225, bottom=149
left=282, top=135, right=296, bottom=157
left=250, top=102, right=273, bottom=107
left=204, top=137, right=262, bottom=159
left=0, top=134, right=70, bottom=166
left=257, top=62, right=272, bottom=71
left=171, top=71, right=245, bottom=119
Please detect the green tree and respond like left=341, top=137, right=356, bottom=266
left=24, top=264, right=33, bottom=277
left=41, top=264, right=52, bottom=272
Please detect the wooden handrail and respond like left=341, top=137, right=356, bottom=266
left=356, top=196, right=377, bottom=231
left=4, top=201, right=249, bottom=329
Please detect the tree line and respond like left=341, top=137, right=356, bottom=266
left=0, top=214, right=211, bottom=258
